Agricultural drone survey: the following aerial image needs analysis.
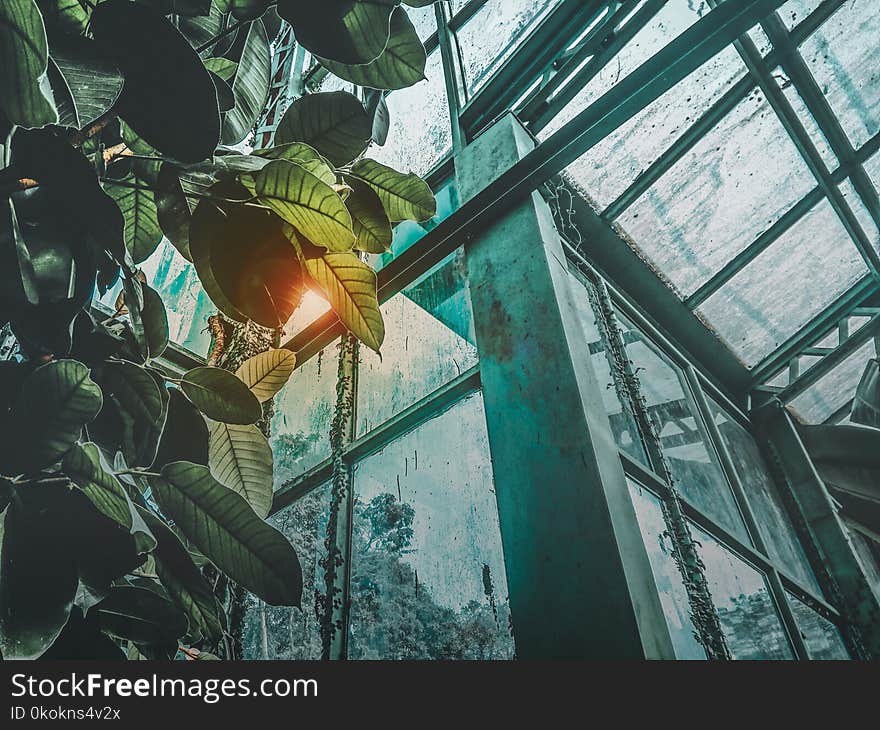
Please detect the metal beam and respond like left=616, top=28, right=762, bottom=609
left=282, top=0, right=790, bottom=364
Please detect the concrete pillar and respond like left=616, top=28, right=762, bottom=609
left=457, top=113, right=675, bottom=658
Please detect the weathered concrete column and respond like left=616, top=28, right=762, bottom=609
left=457, top=113, right=675, bottom=658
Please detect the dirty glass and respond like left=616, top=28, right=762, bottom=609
left=566, top=270, right=648, bottom=465
left=800, top=0, right=880, bottom=150
left=617, top=315, right=749, bottom=542
left=706, top=398, right=821, bottom=594
left=779, top=0, right=825, bottom=31
left=786, top=593, right=850, bottom=659
left=368, top=49, right=451, bottom=177
left=456, top=0, right=561, bottom=96
left=242, top=484, right=329, bottom=659
left=628, top=479, right=706, bottom=659
left=698, top=198, right=868, bottom=367
left=357, top=250, right=477, bottom=436
left=348, top=392, right=515, bottom=659
left=271, top=343, right=338, bottom=486
left=839, top=178, right=880, bottom=255
left=693, top=526, right=794, bottom=659
left=790, top=340, right=876, bottom=423
left=545, top=5, right=746, bottom=211
left=617, top=86, right=816, bottom=297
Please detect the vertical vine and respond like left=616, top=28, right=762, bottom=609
left=318, top=333, right=357, bottom=659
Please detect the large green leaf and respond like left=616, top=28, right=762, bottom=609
left=278, top=0, right=396, bottom=65
left=320, top=7, right=426, bottom=91
left=346, top=177, right=393, bottom=253
left=254, top=142, right=336, bottom=186
left=10, top=359, right=102, bottom=472
left=304, top=251, right=384, bottom=352
left=104, top=175, right=163, bottom=265
left=63, top=442, right=133, bottom=531
left=0, top=0, right=57, bottom=127
left=100, top=360, right=166, bottom=468
left=0, top=485, right=78, bottom=659
left=222, top=18, right=271, bottom=145
left=50, top=34, right=124, bottom=127
left=851, top=359, right=880, bottom=428
left=36, top=0, right=91, bottom=36
left=91, top=0, right=220, bottom=162
left=152, top=389, right=209, bottom=469
left=154, top=164, right=198, bottom=262
left=46, top=57, right=78, bottom=127
left=275, top=91, right=371, bottom=167
left=150, top=461, right=302, bottom=606
left=180, top=366, right=262, bottom=425
left=141, top=283, right=169, bottom=359
left=203, top=56, right=238, bottom=82
left=209, top=421, right=273, bottom=518
left=255, top=159, right=355, bottom=251
left=234, top=348, right=296, bottom=403
left=137, top=506, right=224, bottom=645
left=96, top=586, right=187, bottom=646
left=229, top=0, right=272, bottom=20
left=189, top=196, right=300, bottom=327
left=350, top=158, right=436, bottom=222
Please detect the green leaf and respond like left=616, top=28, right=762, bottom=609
left=346, top=177, right=393, bottom=253
left=154, top=164, right=199, bottom=262
left=104, top=175, right=164, bottom=265
left=278, top=0, right=396, bottom=65
left=254, top=142, right=336, bottom=186
left=304, top=251, right=384, bottom=352
left=11, top=359, right=103, bottom=471
left=50, top=34, right=124, bottom=128
left=255, top=159, right=355, bottom=251
left=90, top=0, right=220, bottom=163
left=150, top=461, right=302, bottom=606
left=96, top=586, right=188, bottom=646
left=153, top=389, right=209, bottom=469
left=209, top=421, right=273, bottom=518
left=36, top=0, right=91, bottom=36
left=320, top=7, right=426, bottom=91
left=222, top=18, right=271, bottom=145
left=230, top=0, right=272, bottom=21
left=203, top=57, right=238, bottom=82
left=0, top=485, right=79, bottom=659
left=350, top=158, right=436, bottom=222
left=275, top=91, right=371, bottom=167
left=0, top=0, right=57, bottom=127
left=63, top=442, right=133, bottom=531
left=234, top=348, right=296, bottom=403
left=100, top=360, right=166, bottom=468
left=137, top=506, right=224, bottom=645
left=140, top=284, right=169, bottom=359
left=180, top=366, right=262, bottom=425
left=189, top=196, right=301, bottom=327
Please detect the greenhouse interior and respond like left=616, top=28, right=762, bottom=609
left=2, top=0, right=880, bottom=663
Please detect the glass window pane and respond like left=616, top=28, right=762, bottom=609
left=787, top=593, right=850, bottom=659
left=348, top=392, right=515, bottom=659
left=694, top=527, right=795, bottom=659
left=707, top=398, right=822, bottom=594
left=800, top=0, right=880, bottom=150
left=271, top=343, right=337, bottom=485
left=242, top=484, right=329, bottom=659
left=368, top=50, right=451, bottom=176
left=357, top=250, right=477, bottom=436
left=617, top=86, right=816, bottom=296
left=456, top=0, right=561, bottom=96
left=566, top=270, right=648, bottom=465
left=790, top=339, right=876, bottom=423
left=628, top=479, right=706, bottom=659
left=545, top=7, right=746, bottom=211
left=619, top=316, right=749, bottom=542
left=780, top=0, right=825, bottom=31
left=697, top=198, right=868, bottom=367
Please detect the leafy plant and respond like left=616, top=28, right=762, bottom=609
left=0, top=0, right=437, bottom=660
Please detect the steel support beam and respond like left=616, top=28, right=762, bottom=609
left=457, top=113, right=675, bottom=658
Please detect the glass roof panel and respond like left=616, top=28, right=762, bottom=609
left=697, top=198, right=868, bottom=366
left=839, top=178, right=880, bottom=254
left=789, top=339, right=876, bottom=423
left=863, top=150, right=880, bottom=193
left=779, top=0, right=825, bottom=31
left=616, top=86, right=816, bottom=296
left=799, top=0, right=880, bottom=150
left=778, top=68, right=838, bottom=170
left=456, top=0, right=562, bottom=96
